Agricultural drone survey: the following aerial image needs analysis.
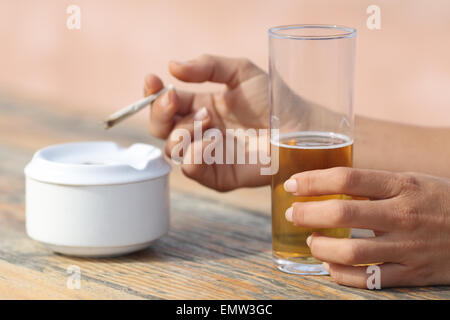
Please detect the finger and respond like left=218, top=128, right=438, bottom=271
left=145, top=75, right=197, bottom=139
left=308, top=234, right=404, bottom=266
left=144, top=74, right=176, bottom=139
left=180, top=139, right=220, bottom=189
left=144, top=73, right=194, bottom=115
left=148, top=88, right=179, bottom=139
left=285, top=199, right=399, bottom=231
left=165, top=107, right=212, bottom=159
left=284, top=167, right=407, bottom=199
left=174, top=90, right=195, bottom=115
left=169, top=54, right=261, bottom=89
left=324, top=262, right=408, bottom=289
left=180, top=136, right=246, bottom=192
left=143, top=74, right=163, bottom=96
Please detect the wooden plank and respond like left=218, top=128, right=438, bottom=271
left=0, top=260, right=143, bottom=300
left=0, top=100, right=449, bottom=299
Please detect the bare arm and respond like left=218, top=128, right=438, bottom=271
left=144, top=56, right=450, bottom=190
left=355, top=116, right=450, bottom=178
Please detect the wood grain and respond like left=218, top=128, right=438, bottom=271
left=0, top=99, right=449, bottom=299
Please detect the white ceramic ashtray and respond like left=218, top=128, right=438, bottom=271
left=24, top=141, right=171, bottom=257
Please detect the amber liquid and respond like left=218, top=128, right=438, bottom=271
left=271, top=132, right=353, bottom=264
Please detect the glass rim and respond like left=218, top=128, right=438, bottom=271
left=268, top=24, right=356, bottom=40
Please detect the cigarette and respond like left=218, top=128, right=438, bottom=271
left=104, top=84, right=174, bottom=129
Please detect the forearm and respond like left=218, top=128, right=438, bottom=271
left=354, top=116, right=450, bottom=178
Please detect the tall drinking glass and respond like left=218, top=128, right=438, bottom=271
left=269, top=25, right=356, bottom=275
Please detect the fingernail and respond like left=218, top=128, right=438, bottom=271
left=284, top=179, right=297, bottom=193
left=159, top=91, right=171, bottom=107
left=306, top=235, right=312, bottom=247
left=285, top=207, right=293, bottom=222
left=322, top=262, right=330, bottom=272
left=194, top=107, right=208, bottom=121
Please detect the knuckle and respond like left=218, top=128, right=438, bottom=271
left=302, top=173, right=315, bottom=195
left=400, top=239, right=427, bottom=253
left=332, top=200, right=353, bottom=225
left=397, top=174, right=420, bottom=194
left=336, top=167, right=359, bottom=191
left=238, top=58, right=254, bottom=70
left=342, top=242, right=362, bottom=265
left=393, top=202, right=421, bottom=230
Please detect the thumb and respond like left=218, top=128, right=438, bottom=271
left=169, top=54, right=261, bottom=89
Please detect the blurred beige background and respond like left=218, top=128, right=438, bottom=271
left=0, top=0, right=449, bottom=126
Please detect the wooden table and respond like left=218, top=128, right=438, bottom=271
left=1, top=99, right=449, bottom=300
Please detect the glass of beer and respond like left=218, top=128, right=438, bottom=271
left=269, top=25, right=356, bottom=275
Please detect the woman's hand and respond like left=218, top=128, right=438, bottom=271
left=283, top=167, right=450, bottom=288
left=144, top=54, right=270, bottom=191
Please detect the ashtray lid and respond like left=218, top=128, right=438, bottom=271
left=24, top=141, right=171, bottom=185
